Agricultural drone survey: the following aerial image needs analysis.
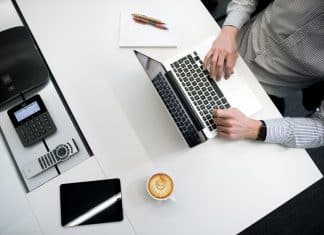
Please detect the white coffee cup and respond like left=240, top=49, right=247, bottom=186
left=146, top=172, right=176, bottom=201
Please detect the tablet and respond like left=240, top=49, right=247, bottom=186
left=60, top=178, right=123, bottom=227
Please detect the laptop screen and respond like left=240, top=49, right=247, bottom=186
left=134, top=50, right=167, bottom=81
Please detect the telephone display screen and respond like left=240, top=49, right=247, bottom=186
left=14, top=101, right=41, bottom=122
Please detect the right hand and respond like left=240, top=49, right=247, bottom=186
left=213, top=108, right=262, bottom=140
left=204, top=26, right=239, bottom=80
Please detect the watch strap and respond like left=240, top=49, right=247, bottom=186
left=256, top=120, right=267, bottom=141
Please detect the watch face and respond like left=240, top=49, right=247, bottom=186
left=55, top=144, right=70, bottom=160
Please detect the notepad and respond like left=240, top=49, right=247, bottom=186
left=119, top=10, right=177, bottom=48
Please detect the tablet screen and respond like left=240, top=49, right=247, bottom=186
left=60, top=178, right=123, bottom=227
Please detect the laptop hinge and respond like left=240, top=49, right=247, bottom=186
left=165, top=71, right=204, bottom=131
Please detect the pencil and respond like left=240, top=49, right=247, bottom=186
left=131, top=13, right=165, bottom=24
left=133, top=17, right=168, bottom=30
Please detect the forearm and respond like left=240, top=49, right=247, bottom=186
left=223, top=0, right=257, bottom=29
left=264, top=117, right=324, bottom=148
left=214, top=103, right=324, bottom=148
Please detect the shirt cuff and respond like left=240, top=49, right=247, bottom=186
left=223, top=11, right=251, bottom=30
left=263, top=119, right=293, bottom=144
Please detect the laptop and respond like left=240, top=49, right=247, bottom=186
left=134, top=36, right=261, bottom=147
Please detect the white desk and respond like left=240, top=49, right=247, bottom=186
left=1, top=0, right=322, bottom=234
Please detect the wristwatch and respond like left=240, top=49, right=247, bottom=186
left=256, top=120, right=267, bottom=141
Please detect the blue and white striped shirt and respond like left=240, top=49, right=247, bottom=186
left=223, top=0, right=324, bottom=148
left=265, top=101, right=324, bottom=148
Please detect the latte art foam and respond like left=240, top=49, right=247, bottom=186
left=148, top=173, right=174, bottom=199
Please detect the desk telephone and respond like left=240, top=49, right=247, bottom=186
left=7, top=95, right=56, bottom=147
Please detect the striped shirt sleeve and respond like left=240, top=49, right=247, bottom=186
left=264, top=101, right=324, bottom=148
left=223, top=0, right=257, bottom=29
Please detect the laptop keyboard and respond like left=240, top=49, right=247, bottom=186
left=152, top=72, right=203, bottom=146
left=170, top=51, right=230, bottom=131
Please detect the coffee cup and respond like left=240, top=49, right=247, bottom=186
left=146, top=172, right=175, bottom=201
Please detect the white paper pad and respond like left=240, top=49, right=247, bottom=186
left=119, top=10, right=177, bottom=48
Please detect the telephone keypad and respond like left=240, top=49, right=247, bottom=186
left=16, top=112, right=56, bottom=146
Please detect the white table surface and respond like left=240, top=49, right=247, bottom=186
left=1, top=0, right=322, bottom=234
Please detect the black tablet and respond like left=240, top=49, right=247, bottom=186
left=60, top=178, right=123, bottom=227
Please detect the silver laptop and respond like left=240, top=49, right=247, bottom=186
left=134, top=36, right=261, bottom=147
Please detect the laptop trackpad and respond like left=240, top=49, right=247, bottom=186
left=216, top=74, right=262, bottom=117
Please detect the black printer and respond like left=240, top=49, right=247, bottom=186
left=0, top=26, right=49, bottom=108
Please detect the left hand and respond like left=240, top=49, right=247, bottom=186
left=213, top=108, right=262, bottom=140
left=203, top=26, right=238, bottom=80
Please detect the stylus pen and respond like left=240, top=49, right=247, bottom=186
left=65, top=192, right=122, bottom=227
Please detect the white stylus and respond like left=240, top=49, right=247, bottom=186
left=64, top=192, right=122, bottom=227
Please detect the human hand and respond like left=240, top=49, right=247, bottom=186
left=204, top=26, right=239, bottom=80
left=213, top=108, right=261, bottom=140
